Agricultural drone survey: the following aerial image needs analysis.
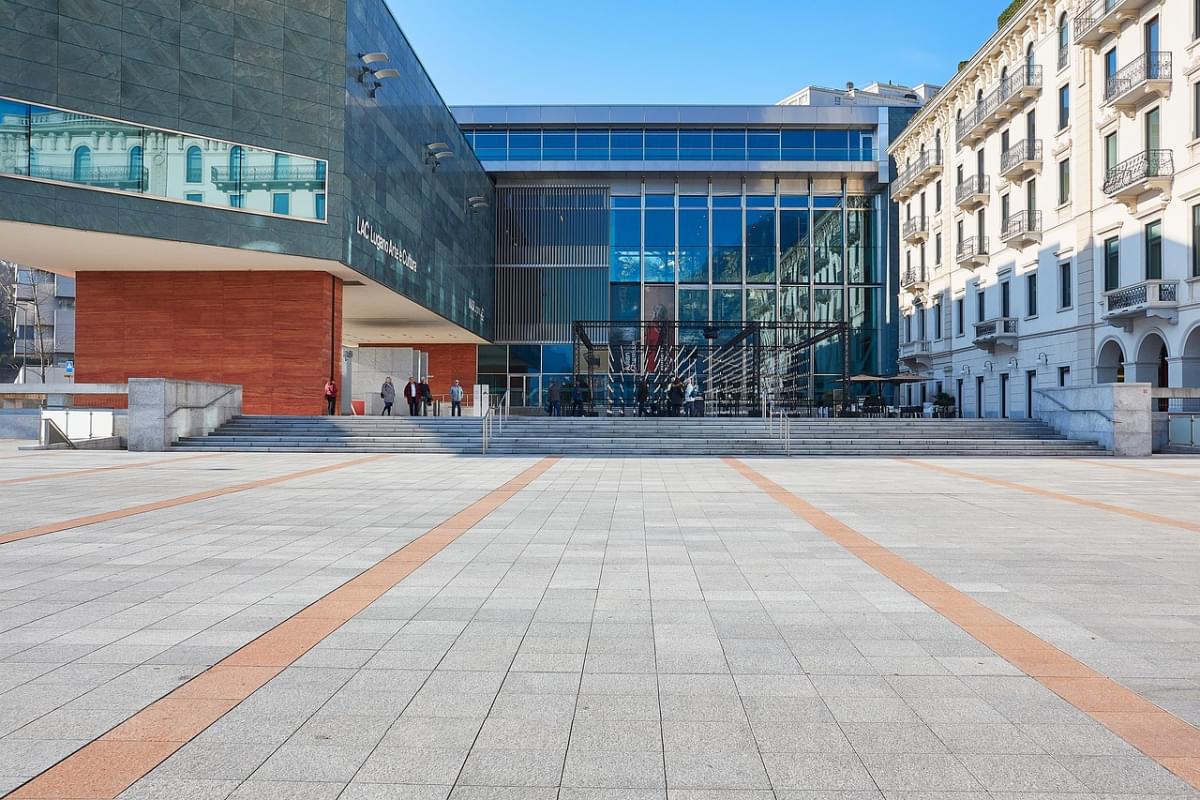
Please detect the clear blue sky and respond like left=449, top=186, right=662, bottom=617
left=392, top=0, right=1004, bottom=106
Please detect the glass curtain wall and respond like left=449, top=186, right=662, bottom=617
left=493, top=184, right=885, bottom=408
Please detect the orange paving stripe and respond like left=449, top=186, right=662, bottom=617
left=0, top=453, right=221, bottom=486
left=4, top=456, right=559, bottom=800
left=0, top=455, right=391, bottom=546
left=725, top=457, right=1200, bottom=789
left=897, top=457, right=1200, bottom=535
left=1075, top=457, right=1200, bottom=481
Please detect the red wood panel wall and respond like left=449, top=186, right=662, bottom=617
left=75, top=271, right=343, bottom=415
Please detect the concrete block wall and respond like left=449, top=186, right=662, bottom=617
left=127, top=377, right=241, bottom=450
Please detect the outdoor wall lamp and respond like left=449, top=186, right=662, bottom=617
left=1007, top=356, right=1018, bottom=369
left=357, top=53, right=400, bottom=98
left=1037, top=352, right=1049, bottom=365
left=983, top=360, right=994, bottom=373
left=466, top=195, right=489, bottom=213
left=960, top=365, right=971, bottom=376
left=426, top=143, right=455, bottom=171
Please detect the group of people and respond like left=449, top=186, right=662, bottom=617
left=636, top=376, right=700, bottom=417
left=545, top=381, right=585, bottom=417
left=322, top=376, right=465, bottom=416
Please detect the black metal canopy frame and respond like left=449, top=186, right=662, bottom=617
left=571, top=319, right=851, bottom=416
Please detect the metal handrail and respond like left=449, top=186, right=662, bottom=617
left=1033, top=388, right=1113, bottom=423
left=1105, top=279, right=1179, bottom=312
left=1102, top=149, right=1174, bottom=196
left=209, top=164, right=326, bottom=183
left=955, top=175, right=990, bottom=205
left=903, top=217, right=929, bottom=238
left=957, top=235, right=988, bottom=260
left=1003, top=210, right=1042, bottom=240
left=27, top=165, right=148, bottom=184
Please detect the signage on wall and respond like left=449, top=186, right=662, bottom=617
left=356, top=216, right=417, bottom=272
left=468, top=298, right=486, bottom=323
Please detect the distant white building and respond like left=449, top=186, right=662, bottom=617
left=779, top=81, right=940, bottom=108
left=10, top=265, right=74, bottom=377
left=890, top=0, right=1197, bottom=417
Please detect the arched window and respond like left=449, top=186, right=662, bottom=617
left=273, top=152, right=289, bottom=179
left=934, top=130, right=942, bottom=161
left=1000, top=65, right=1009, bottom=85
left=128, top=145, right=143, bottom=183
left=186, top=145, right=202, bottom=183
left=73, top=146, right=91, bottom=182
left=1026, top=42, right=1035, bottom=69
left=229, top=145, right=243, bottom=176
left=1058, top=13, right=1069, bottom=68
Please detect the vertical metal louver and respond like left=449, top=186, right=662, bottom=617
left=495, top=186, right=610, bottom=342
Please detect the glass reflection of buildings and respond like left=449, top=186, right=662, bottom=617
left=0, top=98, right=326, bottom=222
left=455, top=92, right=923, bottom=408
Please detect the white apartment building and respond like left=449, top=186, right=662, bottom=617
left=890, top=0, right=1200, bottom=418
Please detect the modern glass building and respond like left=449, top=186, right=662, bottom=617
left=454, top=101, right=922, bottom=409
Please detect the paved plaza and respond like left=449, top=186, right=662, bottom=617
left=1, top=448, right=1199, bottom=799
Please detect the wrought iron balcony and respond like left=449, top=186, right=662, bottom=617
left=899, top=338, right=932, bottom=364
left=1074, top=0, right=1156, bottom=47
left=1001, top=210, right=1042, bottom=249
left=893, top=149, right=943, bottom=201
left=956, top=90, right=1001, bottom=146
left=956, top=236, right=989, bottom=269
left=209, top=164, right=326, bottom=190
left=26, top=164, right=147, bottom=189
left=901, top=267, right=928, bottom=294
left=973, top=317, right=1018, bottom=351
left=955, top=175, right=990, bottom=211
left=1103, top=149, right=1173, bottom=208
left=902, top=217, right=930, bottom=245
left=1000, top=139, right=1043, bottom=181
left=1104, top=52, right=1172, bottom=113
left=997, top=65, right=1042, bottom=114
left=1102, top=279, right=1179, bottom=329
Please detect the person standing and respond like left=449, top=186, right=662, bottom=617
left=684, top=378, right=697, bottom=417
left=571, top=382, right=584, bottom=416
left=548, top=380, right=562, bottom=417
left=380, top=376, right=396, bottom=416
left=668, top=378, right=684, bottom=417
left=636, top=377, right=649, bottom=417
left=449, top=379, right=464, bottom=417
left=323, top=377, right=337, bottom=416
left=419, top=377, right=432, bottom=416
left=403, top=376, right=420, bottom=416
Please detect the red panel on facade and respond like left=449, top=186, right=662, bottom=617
left=359, top=342, right=478, bottom=400
left=75, top=271, right=343, bottom=415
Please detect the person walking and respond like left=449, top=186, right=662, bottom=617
left=636, top=377, right=649, bottom=417
left=419, top=377, right=432, bottom=416
left=323, top=377, right=337, bottom=416
left=403, top=376, right=420, bottom=416
left=571, top=383, right=584, bottom=416
left=548, top=380, right=562, bottom=417
left=449, top=379, right=464, bottom=417
left=380, top=376, right=396, bottom=416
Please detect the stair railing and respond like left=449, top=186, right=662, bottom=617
left=481, top=405, right=494, bottom=455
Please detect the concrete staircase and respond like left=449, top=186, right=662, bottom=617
left=174, top=416, right=1109, bottom=456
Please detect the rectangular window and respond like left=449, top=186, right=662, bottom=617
left=1145, top=219, right=1163, bottom=280
left=1000, top=281, right=1011, bottom=318
left=976, top=289, right=985, bottom=323
left=934, top=301, right=943, bottom=339
left=272, top=193, right=289, bottom=215
left=1194, top=82, right=1200, bottom=139
left=184, top=192, right=202, bottom=203
left=230, top=194, right=244, bottom=209
left=1104, top=236, right=1120, bottom=291
left=1059, top=261, right=1072, bottom=308
left=1058, top=366, right=1071, bottom=387
left=1057, top=158, right=1070, bottom=205
left=1104, top=133, right=1118, bottom=173
left=315, top=193, right=326, bottom=221
left=1193, top=204, right=1200, bottom=277
left=1058, top=85, right=1070, bottom=130
left=935, top=180, right=942, bottom=212
left=1026, top=272, right=1038, bottom=317
left=955, top=298, right=965, bottom=336
left=935, top=232, right=943, bottom=265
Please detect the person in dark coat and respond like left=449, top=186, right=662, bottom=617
left=668, top=378, right=684, bottom=417
left=418, top=377, right=432, bottom=416
left=636, top=377, right=649, bottom=417
left=571, top=383, right=584, bottom=416
left=403, top=376, right=420, bottom=416
left=380, top=376, right=396, bottom=415
left=548, top=381, right=562, bottom=416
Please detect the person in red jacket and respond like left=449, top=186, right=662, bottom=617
left=323, top=378, right=337, bottom=415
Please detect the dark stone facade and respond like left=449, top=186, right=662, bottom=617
left=0, top=0, right=495, bottom=339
